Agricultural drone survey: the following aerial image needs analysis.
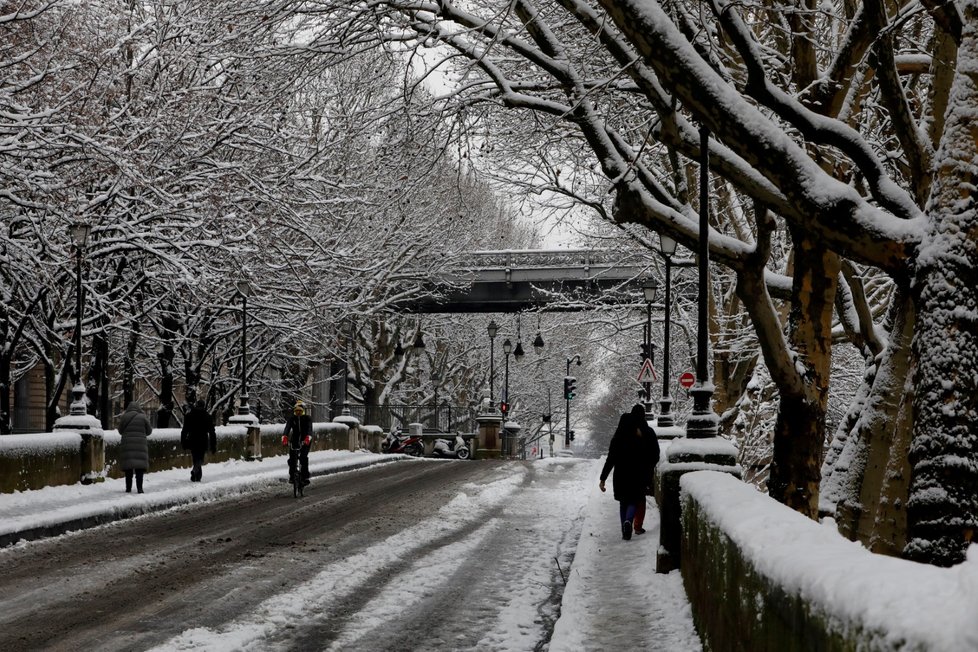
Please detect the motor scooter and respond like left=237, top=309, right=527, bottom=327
left=431, top=433, right=471, bottom=460
left=382, top=428, right=424, bottom=457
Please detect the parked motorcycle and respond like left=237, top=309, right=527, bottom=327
left=382, top=428, right=424, bottom=457
left=431, top=434, right=471, bottom=460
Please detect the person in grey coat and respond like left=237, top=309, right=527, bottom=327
left=119, top=401, right=153, bottom=493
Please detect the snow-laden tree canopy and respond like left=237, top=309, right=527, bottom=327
left=315, top=0, right=978, bottom=567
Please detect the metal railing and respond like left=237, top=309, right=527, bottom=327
left=343, top=404, right=475, bottom=433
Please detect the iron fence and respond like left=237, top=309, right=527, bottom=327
left=343, top=404, right=476, bottom=434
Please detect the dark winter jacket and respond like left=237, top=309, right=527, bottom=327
left=118, top=401, right=152, bottom=471
left=283, top=413, right=313, bottom=447
left=181, top=405, right=217, bottom=454
left=600, top=413, right=656, bottom=502
left=631, top=404, right=661, bottom=491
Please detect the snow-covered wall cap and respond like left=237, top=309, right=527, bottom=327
left=333, top=415, right=360, bottom=427
left=360, top=425, right=384, bottom=435
left=0, top=432, right=81, bottom=455
left=681, top=471, right=978, bottom=650
left=51, top=413, right=104, bottom=436
left=227, top=413, right=259, bottom=426
left=669, top=436, right=737, bottom=456
left=262, top=422, right=349, bottom=435
left=653, top=424, right=685, bottom=438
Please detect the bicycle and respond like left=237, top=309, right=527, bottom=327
left=282, top=435, right=309, bottom=497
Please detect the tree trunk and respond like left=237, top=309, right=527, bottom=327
left=826, top=287, right=914, bottom=552
left=88, top=328, right=109, bottom=424
left=123, top=324, right=139, bottom=408
left=767, top=233, right=840, bottom=517
left=906, top=4, right=978, bottom=566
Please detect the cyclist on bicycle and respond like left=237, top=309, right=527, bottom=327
left=282, top=400, right=312, bottom=486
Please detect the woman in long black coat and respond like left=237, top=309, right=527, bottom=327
left=599, top=411, right=656, bottom=540
left=118, top=401, right=153, bottom=493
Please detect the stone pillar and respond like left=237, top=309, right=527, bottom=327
left=334, top=415, right=360, bottom=451
left=245, top=425, right=262, bottom=461
left=53, top=384, right=106, bottom=484
left=655, top=436, right=741, bottom=572
left=79, top=432, right=105, bottom=484
left=476, top=410, right=503, bottom=460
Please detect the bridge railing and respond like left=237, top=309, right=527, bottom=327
left=462, top=248, right=651, bottom=271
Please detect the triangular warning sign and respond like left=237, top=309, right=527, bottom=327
left=637, top=358, right=658, bottom=382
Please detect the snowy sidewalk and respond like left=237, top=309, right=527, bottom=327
left=550, top=477, right=702, bottom=651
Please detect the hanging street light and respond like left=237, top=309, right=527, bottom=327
left=532, top=331, right=545, bottom=353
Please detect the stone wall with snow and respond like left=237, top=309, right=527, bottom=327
left=0, top=422, right=354, bottom=492
left=680, top=471, right=978, bottom=651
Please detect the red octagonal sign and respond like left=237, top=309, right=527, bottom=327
left=679, top=372, right=696, bottom=388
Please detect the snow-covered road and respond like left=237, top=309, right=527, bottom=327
left=0, top=453, right=701, bottom=651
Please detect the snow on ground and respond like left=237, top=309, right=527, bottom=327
left=550, top=476, right=701, bottom=652
left=0, top=452, right=701, bottom=650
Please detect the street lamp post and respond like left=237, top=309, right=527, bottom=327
left=502, top=338, right=512, bottom=410
left=502, top=338, right=512, bottom=457
left=642, top=279, right=658, bottom=417
left=658, top=234, right=677, bottom=427
left=431, top=368, right=440, bottom=430
left=565, top=355, right=581, bottom=446
left=687, top=125, right=718, bottom=439
left=235, top=279, right=252, bottom=416
left=69, top=222, right=91, bottom=386
left=487, top=320, right=498, bottom=407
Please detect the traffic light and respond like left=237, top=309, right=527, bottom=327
left=569, top=430, right=576, bottom=442
left=500, top=401, right=509, bottom=416
left=563, top=376, right=577, bottom=400
left=640, top=343, right=650, bottom=359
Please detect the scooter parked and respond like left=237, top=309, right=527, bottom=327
left=431, top=434, right=471, bottom=460
left=382, top=428, right=424, bottom=457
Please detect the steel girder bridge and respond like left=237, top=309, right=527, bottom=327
left=397, top=248, right=666, bottom=313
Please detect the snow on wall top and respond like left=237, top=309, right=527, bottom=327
left=681, top=471, right=978, bottom=650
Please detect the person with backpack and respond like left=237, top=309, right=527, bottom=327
left=282, top=400, right=313, bottom=486
left=181, top=400, right=217, bottom=482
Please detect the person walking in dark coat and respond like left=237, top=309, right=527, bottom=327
left=282, top=400, right=312, bottom=485
left=629, top=403, right=661, bottom=535
left=181, top=400, right=217, bottom=482
left=118, top=401, right=153, bottom=493
left=599, top=411, right=657, bottom=540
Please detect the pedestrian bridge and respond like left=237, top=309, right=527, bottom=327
left=399, top=248, right=659, bottom=313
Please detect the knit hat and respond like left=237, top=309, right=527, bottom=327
left=293, top=400, right=305, bottom=415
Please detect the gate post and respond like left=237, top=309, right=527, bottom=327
left=476, top=410, right=503, bottom=460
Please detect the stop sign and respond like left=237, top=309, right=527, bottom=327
left=679, top=372, right=696, bottom=388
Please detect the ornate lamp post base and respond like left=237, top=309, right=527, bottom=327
left=657, top=396, right=674, bottom=428
left=655, top=382, right=740, bottom=572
